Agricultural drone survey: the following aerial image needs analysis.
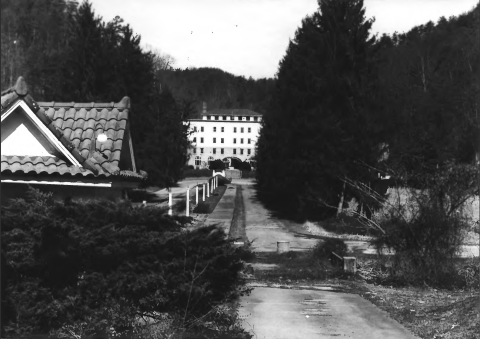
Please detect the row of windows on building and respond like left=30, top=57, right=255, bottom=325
left=193, top=137, right=253, bottom=144
left=194, top=156, right=256, bottom=166
left=193, top=126, right=253, bottom=133
left=204, top=116, right=260, bottom=121
left=193, top=148, right=252, bottom=155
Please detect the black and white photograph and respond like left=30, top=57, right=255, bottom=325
left=1, top=0, right=479, bottom=338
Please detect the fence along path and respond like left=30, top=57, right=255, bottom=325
left=167, top=175, right=221, bottom=216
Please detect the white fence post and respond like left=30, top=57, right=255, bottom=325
left=203, top=184, right=206, bottom=201
left=196, top=185, right=199, bottom=205
left=168, top=190, right=172, bottom=216
left=186, top=186, right=190, bottom=217
left=207, top=181, right=210, bottom=197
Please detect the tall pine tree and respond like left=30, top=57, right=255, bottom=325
left=256, top=0, right=384, bottom=219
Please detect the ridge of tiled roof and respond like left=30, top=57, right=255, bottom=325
left=1, top=76, right=29, bottom=111
left=1, top=77, right=144, bottom=181
left=199, top=108, right=262, bottom=117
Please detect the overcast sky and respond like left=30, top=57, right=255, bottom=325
left=91, top=0, right=478, bottom=79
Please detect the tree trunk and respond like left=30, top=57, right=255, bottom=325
left=336, top=181, right=346, bottom=217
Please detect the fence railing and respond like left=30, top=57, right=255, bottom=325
left=166, top=174, right=221, bottom=216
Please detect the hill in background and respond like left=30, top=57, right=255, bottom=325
left=156, top=67, right=276, bottom=114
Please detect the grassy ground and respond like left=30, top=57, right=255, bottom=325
left=312, top=214, right=479, bottom=245
left=319, top=214, right=373, bottom=236
left=360, top=283, right=479, bottom=339
left=229, top=185, right=247, bottom=242
left=246, top=250, right=355, bottom=287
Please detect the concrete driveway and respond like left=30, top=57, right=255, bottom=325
left=240, top=287, right=418, bottom=339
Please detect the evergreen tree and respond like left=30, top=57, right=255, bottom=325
left=256, top=0, right=383, bottom=219
left=136, top=87, right=193, bottom=187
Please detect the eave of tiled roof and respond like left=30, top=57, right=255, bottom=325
left=1, top=77, right=145, bottom=181
left=0, top=155, right=144, bottom=180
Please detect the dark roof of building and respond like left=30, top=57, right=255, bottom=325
left=1, top=77, right=145, bottom=180
left=204, top=109, right=262, bottom=117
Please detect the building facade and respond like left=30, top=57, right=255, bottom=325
left=187, top=103, right=262, bottom=169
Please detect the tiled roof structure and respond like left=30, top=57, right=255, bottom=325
left=202, top=108, right=262, bottom=117
left=1, top=77, right=145, bottom=180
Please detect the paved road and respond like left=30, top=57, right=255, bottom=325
left=240, top=287, right=418, bottom=339
left=236, top=180, right=418, bottom=339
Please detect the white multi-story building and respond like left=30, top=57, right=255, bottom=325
left=187, top=103, right=262, bottom=169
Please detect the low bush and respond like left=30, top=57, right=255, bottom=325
left=217, top=175, right=232, bottom=186
left=355, top=163, right=477, bottom=288
left=1, top=187, right=251, bottom=337
left=312, top=238, right=348, bottom=259
left=126, top=188, right=149, bottom=202
left=209, top=159, right=225, bottom=171
left=172, top=197, right=186, bottom=212
left=312, top=238, right=348, bottom=267
left=193, top=201, right=210, bottom=214
left=184, top=168, right=212, bottom=178
left=241, top=170, right=256, bottom=179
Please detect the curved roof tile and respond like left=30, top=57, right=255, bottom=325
left=2, top=79, right=143, bottom=181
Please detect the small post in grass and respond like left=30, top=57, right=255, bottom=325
left=186, top=186, right=190, bottom=217
left=203, top=184, right=206, bottom=201
left=196, top=185, right=199, bottom=204
left=207, top=181, right=210, bottom=198
left=343, top=257, right=357, bottom=274
left=277, top=241, right=290, bottom=254
left=168, top=189, right=172, bottom=216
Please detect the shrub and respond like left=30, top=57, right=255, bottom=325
left=1, top=187, right=251, bottom=337
left=371, top=200, right=470, bottom=287
left=240, top=161, right=251, bottom=171
left=242, top=170, right=256, bottom=179
left=184, top=168, right=213, bottom=178
left=355, top=163, right=476, bottom=288
left=126, top=188, right=148, bottom=202
left=217, top=175, right=232, bottom=186
left=209, top=159, right=225, bottom=171
left=172, top=197, right=186, bottom=212
left=312, top=238, right=348, bottom=266
left=193, top=201, right=211, bottom=214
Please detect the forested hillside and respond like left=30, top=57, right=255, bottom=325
left=256, top=0, right=479, bottom=220
left=157, top=67, right=276, bottom=114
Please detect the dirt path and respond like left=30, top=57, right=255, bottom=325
left=241, top=183, right=318, bottom=251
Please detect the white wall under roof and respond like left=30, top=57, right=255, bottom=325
left=186, top=118, right=261, bottom=166
left=188, top=120, right=260, bottom=149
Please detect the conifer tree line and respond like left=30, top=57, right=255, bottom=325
left=255, top=0, right=479, bottom=220
left=156, top=67, right=276, bottom=114
left=0, top=0, right=191, bottom=187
